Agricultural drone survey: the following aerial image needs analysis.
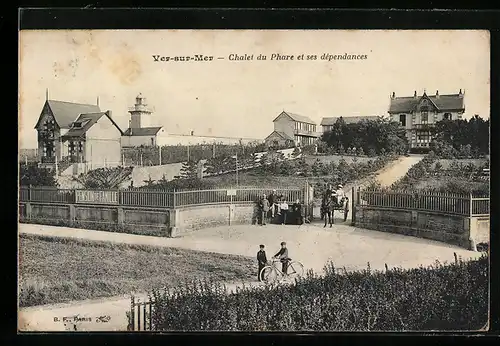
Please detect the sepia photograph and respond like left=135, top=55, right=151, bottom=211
left=18, top=29, right=490, bottom=332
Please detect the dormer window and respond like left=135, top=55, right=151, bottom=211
left=73, top=122, right=82, bottom=128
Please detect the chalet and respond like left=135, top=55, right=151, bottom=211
left=34, top=97, right=122, bottom=170
left=388, top=89, right=465, bottom=149
left=320, top=116, right=381, bottom=133
left=60, top=111, right=123, bottom=174
left=265, top=111, right=319, bottom=148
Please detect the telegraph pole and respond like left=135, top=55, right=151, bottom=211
left=235, top=153, right=239, bottom=186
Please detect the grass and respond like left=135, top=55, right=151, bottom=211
left=412, top=177, right=488, bottom=191
left=18, top=233, right=255, bottom=307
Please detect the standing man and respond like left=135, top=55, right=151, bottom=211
left=280, top=199, right=289, bottom=225
left=323, top=193, right=334, bottom=228
left=274, top=241, right=290, bottom=275
left=259, top=193, right=270, bottom=225
left=268, top=189, right=278, bottom=222
left=257, top=244, right=267, bottom=282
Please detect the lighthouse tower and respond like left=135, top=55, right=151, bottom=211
left=129, top=93, right=153, bottom=129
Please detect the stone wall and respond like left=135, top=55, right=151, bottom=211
left=172, top=203, right=255, bottom=236
left=19, top=201, right=255, bottom=238
left=355, top=206, right=475, bottom=249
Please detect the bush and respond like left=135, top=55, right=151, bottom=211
left=19, top=163, right=58, bottom=187
left=148, top=255, right=488, bottom=331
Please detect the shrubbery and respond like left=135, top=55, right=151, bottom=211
left=19, top=163, right=58, bottom=187
left=321, top=117, right=408, bottom=155
left=430, top=115, right=489, bottom=158
left=148, top=255, right=488, bottom=331
left=74, top=166, right=134, bottom=189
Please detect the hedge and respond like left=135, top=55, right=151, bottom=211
left=147, top=255, right=488, bottom=331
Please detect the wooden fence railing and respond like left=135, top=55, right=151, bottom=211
left=129, top=296, right=153, bottom=331
left=357, top=189, right=490, bottom=216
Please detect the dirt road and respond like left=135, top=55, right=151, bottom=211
left=18, top=222, right=480, bottom=332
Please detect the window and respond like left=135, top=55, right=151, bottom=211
left=417, top=131, right=431, bottom=143
left=273, top=140, right=279, bottom=147
left=444, top=113, right=452, bottom=120
left=421, top=111, right=428, bottom=124
left=399, top=114, right=406, bottom=127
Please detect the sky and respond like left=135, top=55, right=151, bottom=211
left=18, top=30, right=490, bottom=149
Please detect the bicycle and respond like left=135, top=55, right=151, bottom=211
left=259, top=258, right=305, bottom=283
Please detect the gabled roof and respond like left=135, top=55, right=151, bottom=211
left=273, top=111, right=316, bottom=125
left=265, top=130, right=294, bottom=141
left=123, top=126, right=163, bottom=136
left=389, top=92, right=465, bottom=114
left=35, top=100, right=101, bottom=129
left=61, top=112, right=123, bottom=140
left=321, top=116, right=381, bottom=126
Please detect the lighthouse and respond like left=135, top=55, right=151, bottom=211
left=129, top=93, right=153, bottom=129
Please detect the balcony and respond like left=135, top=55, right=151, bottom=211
left=294, top=129, right=321, bottom=137
left=412, top=123, right=436, bottom=130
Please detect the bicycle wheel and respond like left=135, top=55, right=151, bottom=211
left=260, top=265, right=279, bottom=283
left=287, top=261, right=304, bottom=279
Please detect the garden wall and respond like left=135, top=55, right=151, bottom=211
left=19, top=201, right=257, bottom=238
left=19, top=202, right=171, bottom=236
left=354, top=206, right=480, bottom=250
left=168, top=203, right=255, bottom=237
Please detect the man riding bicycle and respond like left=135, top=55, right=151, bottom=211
left=273, top=241, right=290, bottom=275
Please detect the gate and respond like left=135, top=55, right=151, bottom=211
left=128, top=296, right=154, bottom=331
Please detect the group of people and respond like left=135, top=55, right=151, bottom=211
left=257, top=189, right=303, bottom=226
left=320, top=183, right=348, bottom=227
left=256, top=242, right=290, bottom=282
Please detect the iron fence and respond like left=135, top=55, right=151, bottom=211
left=357, top=189, right=490, bottom=216
left=120, top=189, right=175, bottom=208
left=19, top=186, right=304, bottom=209
left=21, top=187, right=76, bottom=204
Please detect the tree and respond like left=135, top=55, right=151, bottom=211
left=176, top=160, right=199, bottom=180
left=73, top=166, right=133, bottom=189
left=19, top=163, right=58, bottom=187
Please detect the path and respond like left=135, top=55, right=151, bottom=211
left=374, top=155, right=423, bottom=187
left=18, top=222, right=481, bottom=332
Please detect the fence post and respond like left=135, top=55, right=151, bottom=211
left=129, top=296, right=135, bottom=331
left=351, top=186, right=356, bottom=226
left=173, top=188, right=177, bottom=208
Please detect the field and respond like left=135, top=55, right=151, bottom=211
left=434, top=158, right=488, bottom=170
left=18, top=233, right=255, bottom=307
left=203, top=170, right=309, bottom=187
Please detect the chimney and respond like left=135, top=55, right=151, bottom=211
left=391, top=92, right=395, bottom=99
left=435, top=90, right=439, bottom=98
left=106, top=110, right=112, bottom=118
left=414, top=90, right=417, bottom=98
left=97, top=96, right=100, bottom=107
left=191, top=130, right=194, bottom=136
left=459, top=89, right=464, bottom=98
